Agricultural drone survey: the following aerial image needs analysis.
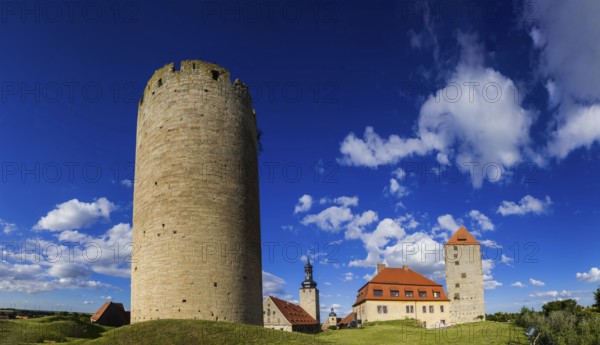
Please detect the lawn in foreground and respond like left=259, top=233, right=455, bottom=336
left=1, top=317, right=530, bottom=345
left=326, top=319, right=530, bottom=345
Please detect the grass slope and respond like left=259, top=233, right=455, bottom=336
left=0, top=316, right=107, bottom=344
left=327, top=319, right=530, bottom=345
left=0, top=317, right=530, bottom=344
left=76, top=319, right=331, bottom=345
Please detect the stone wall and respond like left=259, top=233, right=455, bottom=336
left=299, top=288, right=320, bottom=323
left=131, top=60, right=262, bottom=325
left=353, top=300, right=450, bottom=328
left=445, top=244, right=485, bottom=324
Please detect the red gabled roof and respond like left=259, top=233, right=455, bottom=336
left=338, top=312, right=356, bottom=326
left=90, top=301, right=129, bottom=326
left=353, top=266, right=449, bottom=306
left=268, top=296, right=318, bottom=325
left=90, top=302, right=116, bottom=321
left=370, top=267, right=441, bottom=286
left=446, top=226, right=479, bottom=245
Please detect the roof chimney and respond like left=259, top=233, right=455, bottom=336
left=402, top=265, right=409, bottom=271
left=377, top=263, right=386, bottom=274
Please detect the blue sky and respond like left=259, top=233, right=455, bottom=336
left=1, top=0, right=600, bottom=320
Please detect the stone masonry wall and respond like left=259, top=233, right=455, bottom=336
left=299, top=288, right=320, bottom=323
left=131, top=60, right=263, bottom=325
left=445, top=244, right=485, bottom=324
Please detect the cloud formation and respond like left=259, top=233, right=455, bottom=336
left=34, top=198, right=116, bottom=231
left=497, top=195, right=552, bottom=216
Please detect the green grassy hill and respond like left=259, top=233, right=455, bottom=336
left=0, top=316, right=107, bottom=344
left=0, top=317, right=529, bottom=345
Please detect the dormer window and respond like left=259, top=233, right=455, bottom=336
left=374, top=289, right=383, bottom=297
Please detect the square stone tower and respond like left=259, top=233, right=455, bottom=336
left=445, top=226, right=485, bottom=324
left=299, top=258, right=320, bottom=323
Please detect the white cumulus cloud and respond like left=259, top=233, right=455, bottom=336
left=576, top=267, right=600, bottom=283
left=497, top=195, right=552, bottom=216
left=339, top=33, right=535, bottom=188
left=529, top=278, right=545, bottom=286
left=469, top=210, right=494, bottom=231
left=294, top=194, right=313, bottom=214
left=34, top=198, right=116, bottom=231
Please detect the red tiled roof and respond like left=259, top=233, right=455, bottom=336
left=338, top=312, right=356, bottom=326
left=446, top=226, right=479, bottom=245
left=91, top=302, right=115, bottom=321
left=353, top=266, right=449, bottom=306
left=90, top=301, right=129, bottom=326
left=268, top=296, right=318, bottom=325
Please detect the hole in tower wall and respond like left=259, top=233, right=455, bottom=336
left=193, top=63, right=196, bottom=69
left=214, top=282, right=217, bottom=287
left=158, top=78, right=163, bottom=87
left=211, top=70, right=220, bottom=81
left=182, top=299, right=186, bottom=303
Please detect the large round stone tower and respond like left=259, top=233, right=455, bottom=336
left=131, top=60, right=262, bottom=325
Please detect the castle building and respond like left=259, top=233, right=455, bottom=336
left=352, top=264, right=450, bottom=328
left=263, top=296, right=320, bottom=333
left=445, top=226, right=485, bottom=323
left=263, top=259, right=321, bottom=333
left=131, top=60, right=263, bottom=325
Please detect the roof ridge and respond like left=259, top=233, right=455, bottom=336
left=446, top=226, right=479, bottom=245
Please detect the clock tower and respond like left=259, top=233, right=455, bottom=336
left=299, top=257, right=320, bottom=323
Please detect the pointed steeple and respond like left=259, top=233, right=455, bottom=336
left=302, top=256, right=317, bottom=288
left=305, top=256, right=312, bottom=268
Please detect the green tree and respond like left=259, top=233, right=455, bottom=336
left=593, top=285, right=600, bottom=309
left=542, top=299, right=581, bottom=316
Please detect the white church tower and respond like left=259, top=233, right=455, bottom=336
left=445, top=226, right=485, bottom=324
left=299, top=257, right=320, bottom=323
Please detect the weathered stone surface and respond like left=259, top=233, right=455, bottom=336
left=131, top=60, right=262, bottom=325
left=445, top=244, right=485, bottom=324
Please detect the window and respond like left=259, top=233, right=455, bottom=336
left=405, top=291, right=414, bottom=298
left=419, top=291, right=427, bottom=298
left=422, top=306, right=427, bottom=313
left=454, top=293, right=460, bottom=300
left=454, top=245, right=458, bottom=250
left=377, top=305, right=388, bottom=314
left=440, top=306, right=445, bottom=313
left=461, top=273, right=467, bottom=278
left=383, top=306, right=387, bottom=313
left=441, top=319, right=446, bottom=325
left=455, top=283, right=460, bottom=288
left=374, top=289, right=383, bottom=297
left=406, top=305, right=414, bottom=313
left=429, top=306, right=434, bottom=313
left=453, top=253, right=458, bottom=259
left=455, top=261, right=459, bottom=265
left=391, top=290, right=399, bottom=297
left=433, top=291, right=440, bottom=298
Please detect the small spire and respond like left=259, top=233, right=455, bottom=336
left=305, top=255, right=312, bottom=268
